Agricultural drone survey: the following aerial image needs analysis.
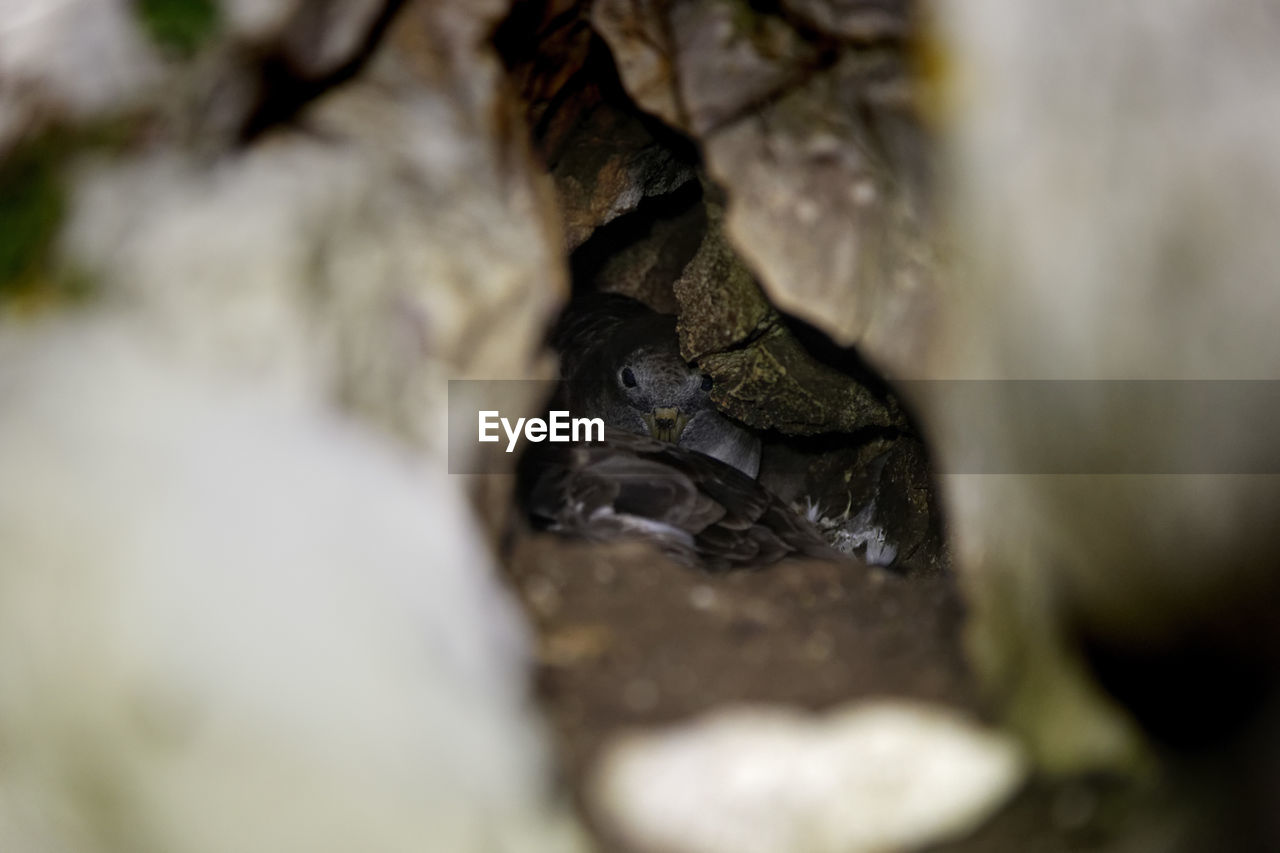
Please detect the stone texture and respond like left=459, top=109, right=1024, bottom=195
left=590, top=701, right=1025, bottom=853
left=590, top=0, right=682, bottom=129
left=220, top=0, right=299, bottom=40
left=0, top=1, right=583, bottom=850
left=593, top=0, right=936, bottom=376
left=666, top=0, right=821, bottom=136
left=553, top=107, right=697, bottom=250
left=59, top=0, right=565, bottom=468
left=277, top=0, right=390, bottom=78
left=594, top=0, right=825, bottom=137
left=591, top=191, right=705, bottom=313
left=778, top=0, right=910, bottom=42
left=704, top=48, right=936, bottom=374
left=922, top=0, right=1280, bottom=772
left=498, top=0, right=599, bottom=164
left=674, top=197, right=905, bottom=434
left=0, top=0, right=163, bottom=156
left=0, top=325, right=584, bottom=853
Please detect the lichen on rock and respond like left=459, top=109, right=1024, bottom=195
left=593, top=0, right=938, bottom=377
left=674, top=192, right=905, bottom=435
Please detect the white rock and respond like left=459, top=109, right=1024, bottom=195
left=0, top=4, right=577, bottom=850
left=590, top=701, right=1026, bottom=853
left=60, top=71, right=562, bottom=468
left=0, top=323, right=584, bottom=853
left=218, top=0, right=300, bottom=41
left=0, top=0, right=161, bottom=151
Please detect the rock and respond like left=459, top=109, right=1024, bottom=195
left=58, top=1, right=565, bottom=470
left=590, top=0, right=682, bottom=129
left=922, top=0, right=1280, bottom=771
left=274, top=0, right=389, bottom=78
left=589, top=701, right=1026, bottom=853
left=592, top=0, right=936, bottom=376
left=553, top=107, right=697, bottom=251
left=219, top=0, right=298, bottom=42
left=594, top=0, right=823, bottom=137
left=0, top=324, right=585, bottom=853
left=696, top=324, right=905, bottom=434
left=0, top=0, right=163, bottom=155
left=674, top=197, right=905, bottom=434
left=0, top=2, right=586, bottom=849
left=778, top=0, right=911, bottom=43
left=590, top=190, right=705, bottom=313
left=217, top=0, right=293, bottom=40
left=703, top=48, right=936, bottom=373
left=665, top=0, right=820, bottom=137
left=497, top=0, right=601, bottom=164
left=672, top=196, right=773, bottom=357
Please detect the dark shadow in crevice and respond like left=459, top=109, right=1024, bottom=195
left=493, top=3, right=702, bottom=170
left=239, top=0, right=409, bottom=144
left=1081, top=633, right=1274, bottom=756
left=586, top=35, right=703, bottom=169
left=775, top=308, right=914, bottom=424
left=568, top=178, right=705, bottom=295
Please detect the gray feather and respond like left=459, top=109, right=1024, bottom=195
left=525, top=429, right=833, bottom=570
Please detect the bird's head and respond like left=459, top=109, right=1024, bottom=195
left=610, top=339, right=716, bottom=443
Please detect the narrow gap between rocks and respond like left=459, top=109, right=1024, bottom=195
left=491, top=8, right=983, bottom=849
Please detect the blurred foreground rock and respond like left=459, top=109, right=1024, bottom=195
left=0, top=0, right=162, bottom=156
left=58, top=3, right=564, bottom=463
left=591, top=701, right=1025, bottom=853
left=1, top=1, right=581, bottom=850
left=0, top=326, right=582, bottom=853
left=923, top=0, right=1280, bottom=775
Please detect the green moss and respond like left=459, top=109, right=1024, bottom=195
left=137, top=0, right=219, bottom=57
left=5, top=269, right=100, bottom=317
left=0, top=123, right=131, bottom=310
left=0, top=141, right=66, bottom=297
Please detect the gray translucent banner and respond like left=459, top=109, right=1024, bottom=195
left=903, top=380, right=1280, bottom=475
left=448, top=379, right=1280, bottom=475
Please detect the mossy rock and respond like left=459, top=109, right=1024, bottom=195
left=0, top=140, right=67, bottom=300
left=1, top=125, right=133, bottom=311
left=137, top=0, right=220, bottom=57
left=674, top=196, right=905, bottom=434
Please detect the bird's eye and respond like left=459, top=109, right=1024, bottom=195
left=620, top=366, right=638, bottom=388
left=700, top=373, right=714, bottom=392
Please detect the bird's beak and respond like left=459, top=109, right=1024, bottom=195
left=644, top=407, right=689, bottom=443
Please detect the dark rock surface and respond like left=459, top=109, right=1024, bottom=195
left=592, top=0, right=938, bottom=376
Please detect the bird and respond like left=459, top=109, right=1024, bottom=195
left=517, top=294, right=834, bottom=570
left=520, top=428, right=834, bottom=570
left=552, top=293, right=761, bottom=478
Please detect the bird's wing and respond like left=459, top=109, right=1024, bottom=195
left=522, top=429, right=835, bottom=570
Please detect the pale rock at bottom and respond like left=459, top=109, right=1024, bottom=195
left=590, top=700, right=1026, bottom=853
